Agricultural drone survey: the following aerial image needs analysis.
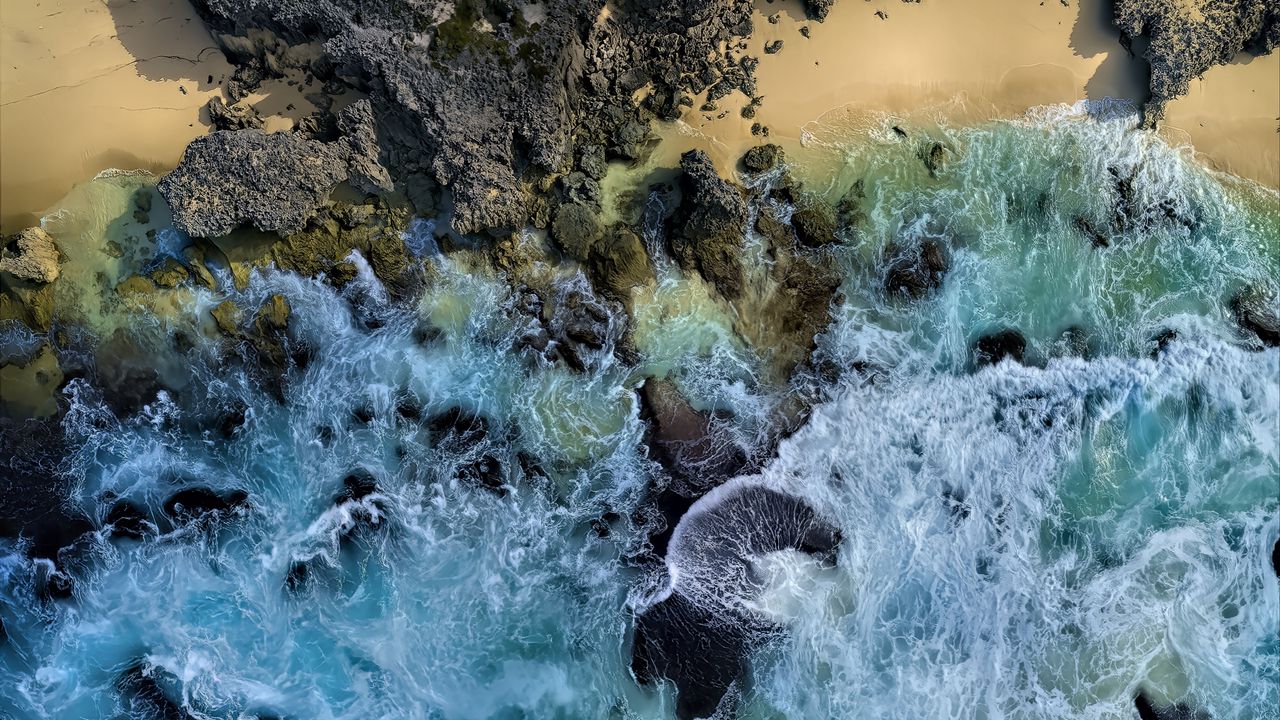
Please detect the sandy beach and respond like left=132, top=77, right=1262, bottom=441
left=0, top=0, right=237, bottom=233
left=0, top=0, right=1274, bottom=236
left=653, top=0, right=1277, bottom=189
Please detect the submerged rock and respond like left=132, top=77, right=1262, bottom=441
left=883, top=236, right=949, bottom=300
left=638, top=377, right=749, bottom=498
left=162, top=487, right=249, bottom=524
left=1230, top=286, right=1280, bottom=347
left=1133, top=690, right=1211, bottom=720
left=158, top=130, right=349, bottom=238
left=1, top=227, right=62, bottom=284
left=117, top=660, right=192, bottom=720
left=973, top=329, right=1027, bottom=367
left=668, top=150, right=749, bottom=300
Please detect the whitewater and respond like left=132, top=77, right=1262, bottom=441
left=1, top=104, right=1277, bottom=720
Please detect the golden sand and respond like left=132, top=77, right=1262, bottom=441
left=655, top=0, right=1277, bottom=189
left=0, top=0, right=323, bottom=234
left=0, top=0, right=232, bottom=232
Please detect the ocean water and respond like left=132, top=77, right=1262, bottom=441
left=1, top=104, right=1277, bottom=720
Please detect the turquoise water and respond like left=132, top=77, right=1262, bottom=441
left=1, top=104, right=1277, bottom=719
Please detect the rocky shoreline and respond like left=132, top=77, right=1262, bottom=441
left=1, top=1, right=1279, bottom=717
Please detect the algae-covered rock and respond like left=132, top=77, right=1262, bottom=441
left=589, top=225, right=653, bottom=301
left=1, top=227, right=62, bottom=284
left=791, top=195, right=839, bottom=247
left=149, top=258, right=191, bottom=289
left=668, top=150, right=749, bottom=300
left=116, top=275, right=159, bottom=299
left=741, top=144, right=784, bottom=173
left=551, top=203, right=604, bottom=262
left=211, top=300, right=243, bottom=337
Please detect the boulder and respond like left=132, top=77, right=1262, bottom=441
left=668, top=150, right=749, bottom=300
left=1, top=227, right=62, bottom=284
left=741, top=143, right=784, bottom=173
left=973, top=329, right=1027, bottom=367
left=883, top=236, right=949, bottom=299
left=158, top=130, right=349, bottom=238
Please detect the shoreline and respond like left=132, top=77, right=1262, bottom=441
left=647, top=0, right=1278, bottom=190
left=0, top=0, right=1275, bottom=238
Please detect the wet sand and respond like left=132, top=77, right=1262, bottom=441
left=653, top=0, right=1277, bottom=189
left=0, top=0, right=233, bottom=233
left=1163, top=52, right=1279, bottom=188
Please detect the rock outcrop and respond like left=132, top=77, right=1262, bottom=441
left=158, top=130, right=350, bottom=237
left=667, top=150, right=749, bottom=300
left=1114, top=0, right=1279, bottom=121
left=186, top=0, right=765, bottom=236
left=1, top=227, right=62, bottom=284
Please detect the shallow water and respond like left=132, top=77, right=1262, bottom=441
left=1, top=105, right=1277, bottom=719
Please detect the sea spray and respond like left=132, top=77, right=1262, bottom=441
left=0, top=103, right=1277, bottom=719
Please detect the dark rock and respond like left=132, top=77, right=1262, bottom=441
left=764, top=40, right=784, bottom=54
left=426, top=407, right=490, bottom=445
left=804, top=0, right=835, bottom=21
left=118, top=660, right=191, bottom=720
left=1133, top=690, right=1211, bottom=720
left=284, top=560, right=310, bottom=593
left=632, top=483, right=841, bottom=719
left=883, top=236, right=949, bottom=300
left=791, top=195, right=839, bottom=247
left=158, top=130, right=349, bottom=237
left=162, top=487, right=249, bottom=523
left=105, top=499, right=155, bottom=541
left=638, top=377, right=748, bottom=498
left=668, top=150, right=749, bottom=300
left=336, top=472, right=379, bottom=504
left=1073, top=216, right=1110, bottom=248
left=741, top=143, right=784, bottom=173
left=1271, top=537, right=1279, bottom=577
left=1150, top=328, right=1179, bottom=357
left=204, top=96, right=263, bottom=131
left=1230, top=286, right=1280, bottom=347
left=1114, top=0, right=1278, bottom=121
left=973, top=329, right=1026, bottom=367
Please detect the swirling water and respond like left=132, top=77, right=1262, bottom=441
left=1, top=104, right=1277, bottom=719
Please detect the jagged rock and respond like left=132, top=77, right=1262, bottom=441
left=1114, top=0, right=1278, bottom=121
left=189, top=0, right=761, bottom=236
left=338, top=99, right=394, bottom=194
left=764, top=40, right=784, bottom=54
left=668, top=150, right=749, bottom=300
left=1, top=227, right=62, bottom=284
left=741, top=143, right=784, bottom=173
left=205, top=96, right=263, bottom=131
left=805, top=0, right=836, bottom=21
left=883, top=236, right=949, bottom=300
left=158, top=130, right=349, bottom=237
